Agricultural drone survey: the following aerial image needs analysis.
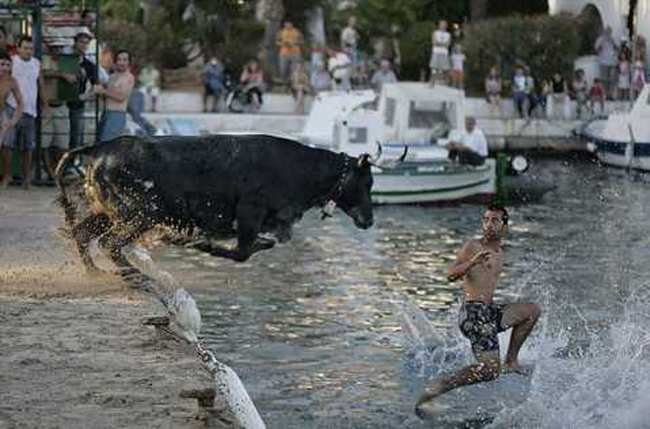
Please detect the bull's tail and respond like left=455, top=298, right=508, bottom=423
left=54, top=145, right=98, bottom=231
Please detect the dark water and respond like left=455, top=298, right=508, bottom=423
left=152, top=157, right=650, bottom=428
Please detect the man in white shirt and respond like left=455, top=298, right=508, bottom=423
left=7, top=35, right=47, bottom=189
left=370, top=58, right=397, bottom=92
left=446, top=116, right=488, bottom=166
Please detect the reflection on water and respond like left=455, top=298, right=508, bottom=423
left=152, top=158, right=650, bottom=428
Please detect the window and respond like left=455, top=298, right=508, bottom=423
left=348, top=127, right=368, bottom=144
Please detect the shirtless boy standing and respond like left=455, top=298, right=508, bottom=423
left=0, top=50, right=23, bottom=188
left=415, top=205, right=541, bottom=416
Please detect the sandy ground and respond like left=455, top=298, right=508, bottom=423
left=0, top=187, right=211, bottom=429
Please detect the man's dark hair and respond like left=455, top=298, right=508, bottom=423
left=113, top=49, right=131, bottom=64
left=74, top=32, right=92, bottom=42
left=17, top=35, right=32, bottom=46
left=0, top=50, right=11, bottom=62
left=486, top=204, right=508, bottom=225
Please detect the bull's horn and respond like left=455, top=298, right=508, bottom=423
left=357, top=153, right=371, bottom=167
left=369, top=141, right=383, bottom=164
left=397, top=146, right=408, bottom=163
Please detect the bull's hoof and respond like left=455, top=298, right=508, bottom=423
left=56, top=227, right=73, bottom=240
left=255, top=237, right=275, bottom=250
left=85, top=264, right=106, bottom=276
left=116, top=268, right=154, bottom=291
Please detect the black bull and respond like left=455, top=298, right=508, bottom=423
left=55, top=134, right=375, bottom=285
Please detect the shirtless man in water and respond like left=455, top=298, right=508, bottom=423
left=0, top=50, right=23, bottom=188
left=415, top=205, right=541, bottom=416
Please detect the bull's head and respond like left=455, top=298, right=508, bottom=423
left=334, top=154, right=375, bottom=229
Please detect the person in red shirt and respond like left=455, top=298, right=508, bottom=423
left=589, top=78, right=605, bottom=116
left=0, top=26, right=17, bottom=56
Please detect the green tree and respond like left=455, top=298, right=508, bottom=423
left=463, top=14, right=579, bottom=95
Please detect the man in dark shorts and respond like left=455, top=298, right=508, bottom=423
left=415, top=205, right=541, bottom=416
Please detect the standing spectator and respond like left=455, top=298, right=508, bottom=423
left=6, top=36, right=47, bottom=189
left=276, top=22, right=304, bottom=84
left=484, top=66, right=503, bottom=117
left=589, top=78, right=605, bottom=116
left=290, top=60, right=310, bottom=114
left=203, top=57, right=224, bottom=113
left=511, top=67, right=528, bottom=118
left=523, top=66, right=537, bottom=117
left=450, top=44, right=466, bottom=89
left=310, top=43, right=325, bottom=73
left=631, top=60, right=646, bottom=100
left=328, top=47, right=352, bottom=91
left=93, top=50, right=134, bottom=143
left=42, top=43, right=71, bottom=181
left=547, top=73, right=568, bottom=119
left=67, top=32, right=97, bottom=150
left=594, top=27, right=619, bottom=99
left=370, top=58, right=397, bottom=92
left=239, top=60, right=265, bottom=109
left=538, top=79, right=552, bottom=116
left=138, top=61, right=160, bottom=112
left=617, top=52, right=631, bottom=102
left=0, top=52, right=23, bottom=188
left=340, top=16, right=359, bottom=67
left=633, top=35, right=647, bottom=64
left=429, top=20, right=451, bottom=84
left=572, top=69, right=589, bottom=119
left=310, top=61, right=332, bottom=93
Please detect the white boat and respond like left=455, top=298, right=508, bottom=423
left=301, top=83, right=497, bottom=204
left=579, top=84, right=650, bottom=170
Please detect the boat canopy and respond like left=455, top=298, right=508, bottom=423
left=377, top=83, right=465, bottom=144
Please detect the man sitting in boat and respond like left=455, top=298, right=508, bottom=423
left=445, top=116, right=488, bottom=166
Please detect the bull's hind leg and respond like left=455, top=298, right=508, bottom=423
left=98, top=219, right=154, bottom=290
left=192, top=203, right=272, bottom=262
left=70, top=213, right=112, bottom=274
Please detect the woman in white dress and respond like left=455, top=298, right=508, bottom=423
left=430, top=20, right=451, bottom=84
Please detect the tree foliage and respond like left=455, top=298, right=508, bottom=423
left=463, top=14, right=580, bottom=94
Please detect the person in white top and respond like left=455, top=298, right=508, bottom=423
left=340, top=16, right=359, bottom=66
left=446, top=117, right=488, bottom=166
left=6, top=35, right=48, bottom=189
left=328, top=48, right=352, bottom=91
left=430, top=20, right=451, bottom=84
left=450, top=43, right=466, bottom=89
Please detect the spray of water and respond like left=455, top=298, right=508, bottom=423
left=488, top=291, right=650, bottom=428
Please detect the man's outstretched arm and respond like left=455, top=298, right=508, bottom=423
left=447, top=241, right=489, bottom=282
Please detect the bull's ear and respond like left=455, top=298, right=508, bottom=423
left=357, top=154, right=371, bottom=168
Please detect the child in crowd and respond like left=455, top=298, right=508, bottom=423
left=589, top=78, right=605, bottom=116
left=631, top=60, right=646, bottom=100
left=484, top=66, right=502, bottom=117
left=617, top=52, right=631, bottom=101
left=450, top=44, right=466, bottom=89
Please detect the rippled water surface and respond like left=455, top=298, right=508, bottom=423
left=152, top=157, right=650, bottom=428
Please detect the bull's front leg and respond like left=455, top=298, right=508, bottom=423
left=193, top=203, right=272, bottom=262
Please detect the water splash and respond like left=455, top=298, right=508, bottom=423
left=490, top=294, right=650, bottom=429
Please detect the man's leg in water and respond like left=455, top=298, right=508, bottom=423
left=415, top=350, right=500, bottom=414
left=501, top=303, right=541, bottom=373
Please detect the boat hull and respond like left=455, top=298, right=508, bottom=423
left=371, top=159, right=496, bottom=204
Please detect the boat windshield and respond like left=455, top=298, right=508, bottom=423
left=407, top=100, right=456, bottom=135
